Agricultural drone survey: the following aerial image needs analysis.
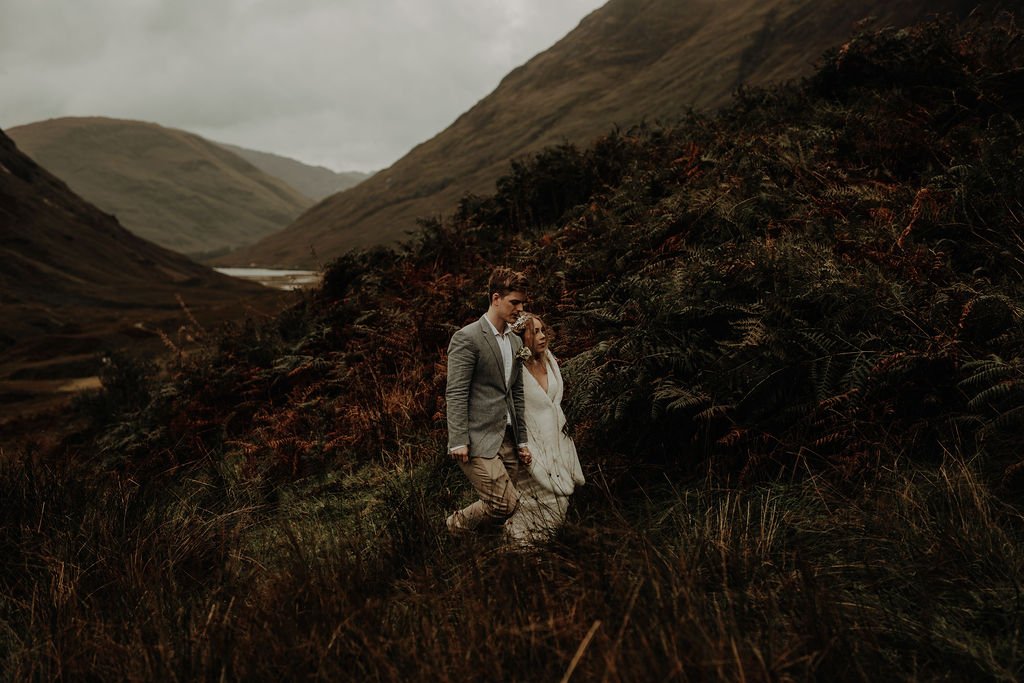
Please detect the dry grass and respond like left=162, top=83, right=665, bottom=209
left=2, top=450, right=1021, bottom=681
left=5, top=14, right=1024, bottom=681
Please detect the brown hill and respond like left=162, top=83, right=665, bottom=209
left=7, top=117, right=314, bottom=259
left=217, top=142, right=372, bottom=201
left=225, top=0, right=1011, bottom=268
left=0, top=128, right=282, bottom=418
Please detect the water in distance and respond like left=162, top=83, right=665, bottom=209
left=214, top=267, right=319, bottom=290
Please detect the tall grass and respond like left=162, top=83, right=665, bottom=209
left=2, top=449, right=1021, bottom=681
left=5, top=14, right=1024, bottom=681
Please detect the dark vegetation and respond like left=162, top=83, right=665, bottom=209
left=0, top=121, right=280, bottom=426
left=3, top=15, right=1024, bottom=681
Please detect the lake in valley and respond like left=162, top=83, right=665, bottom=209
left=214, top=267, right=320, bottom=290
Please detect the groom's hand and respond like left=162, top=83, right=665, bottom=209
left=450, top=446, right=469, bottom=463
left=518, top=446, right=532, bottom=465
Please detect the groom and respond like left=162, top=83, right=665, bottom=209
left=445, top=266, right=533, bottom=533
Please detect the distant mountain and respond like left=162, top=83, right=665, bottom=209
left=224, top=0, right=1015, bottom=268
left=7, top=117, right=314, bottom=259
left=217, top=142, right=371, bottom=201
left=0, top=127, right=275, bottom=373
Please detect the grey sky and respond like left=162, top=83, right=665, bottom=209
left=0, top=0, right=606, bottom=172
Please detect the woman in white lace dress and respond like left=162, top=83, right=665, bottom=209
left=506, top=315, right=585, bottom=543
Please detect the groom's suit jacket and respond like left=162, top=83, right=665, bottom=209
left=446, top=315, right=528, bottom=459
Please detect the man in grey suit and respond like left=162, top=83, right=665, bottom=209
left=445, top=266, right=533, bottom=533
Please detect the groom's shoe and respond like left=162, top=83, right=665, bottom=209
left=445, top=511, right=470, bottom=535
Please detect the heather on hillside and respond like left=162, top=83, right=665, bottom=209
left=83, top=14, right=1024, bottom=486
left=234, top=0, right=1005, bottom=266
left=3, top=15, right=1024, bottom=681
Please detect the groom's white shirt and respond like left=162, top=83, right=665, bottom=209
left=482, top=315, right=515, bottom=415
left=483, top=315, right=530, bottom=448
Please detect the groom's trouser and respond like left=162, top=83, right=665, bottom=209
left=453, top=428, right=524, bottom=530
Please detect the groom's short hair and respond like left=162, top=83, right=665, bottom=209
left=488, top=266, right=528, bottom=299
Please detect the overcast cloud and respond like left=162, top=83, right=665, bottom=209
left=0, top=0, right=606, bottom=171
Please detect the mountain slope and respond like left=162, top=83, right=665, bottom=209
left=226, top=0, right=1009, bottom=268
left=7, top=117, right=314, bottom=259
left=5, top=17, right=1024, bottom=680
left=0, top=127, right=277, bottom=396
left=217, top=142, right=371, bottom=201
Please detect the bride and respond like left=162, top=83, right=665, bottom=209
left=506, top=314, right=585, bottom=543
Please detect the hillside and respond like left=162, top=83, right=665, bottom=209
left=226, top=0, right=1010, bottom=267
left=0, top=128, right=280, bottom=416
left=7, top=117, right=314, bottom=259
left=3, top=15, right=1024, bottom=680
left=217, top=142, right=371, bottom=201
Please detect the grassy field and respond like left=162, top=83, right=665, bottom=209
left=2, top=446, right=1021, bottom=680
left=4, top=14, right=1024, bottom=680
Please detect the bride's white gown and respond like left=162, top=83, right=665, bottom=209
left=506, top=350, right=585, bottom=543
